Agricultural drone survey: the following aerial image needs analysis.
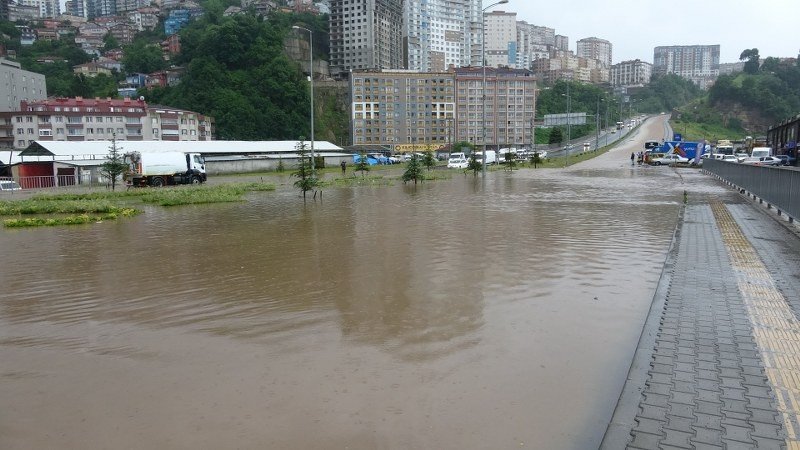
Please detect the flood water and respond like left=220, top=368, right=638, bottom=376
left=1, top=119, right=693, bottom=449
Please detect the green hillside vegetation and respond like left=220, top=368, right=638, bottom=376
left=667, top=50, right=800, bottom=141
left=629, top=73, right=703, bottom=114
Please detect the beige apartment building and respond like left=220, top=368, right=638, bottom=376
left=350, top=70, right=455, bottom=150
left=0, top=97, right=214, bottom=149
left=453, top=66, right=537, bottom=149
left=350, top=67, right=536, bottom=151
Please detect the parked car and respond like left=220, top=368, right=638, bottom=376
left=721, top=155, right=739, bottom=162
left=447, top=157, right=469, bottom=169
left=0, top=178, right=21, bottom=191
left=734, top=152, right=749, bottom=162
left=650, top=154, right=689, bottom=165
left=775, top=155, right=796, bottom=166
left=741, top=156, right=782, bottom=166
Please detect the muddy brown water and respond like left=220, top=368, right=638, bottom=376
left=1, top=118, right=703, bottom=449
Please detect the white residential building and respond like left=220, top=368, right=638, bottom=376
left=484, top=10, right=516, bottom=68
left=404, top=0, right=479, bottom=72
left=610, top=59, right=652, bottom=87
left=576, top=37, right=612, bottom=67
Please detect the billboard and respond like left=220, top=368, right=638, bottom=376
left=543, top=112, right=588, bottom=127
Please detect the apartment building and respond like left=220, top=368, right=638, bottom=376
left=653, top=45, right=720, bottom=88
left=329, top=0, right=404, bottom=75
left=0, top=58, right=48, bottom=111
left=576, top=37, right=612, bottom=68
left=348, top=67, right=536, bottom=150
left=0, top=97, right=214, bottom=149
left=453, top=66, right=536, bottom=149
left=404, top=0, right=479, bottom=72
left=482, top=10, right=517, bottom=69
left=610, top=59, right=652, bottom=87
left=515, top=22, right=553, bottom=69
left=350, top=70, right=455, bottom=148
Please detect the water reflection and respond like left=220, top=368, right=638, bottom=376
left=1, top=151, right=697, bottom=449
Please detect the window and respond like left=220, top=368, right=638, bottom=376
left=39, top=129, right=52, bottom=136
left=16, top=128, right=23, bottom=134
left=17, top=140, right=25, bottom=147
left=15, top=116, right=22, bottom=123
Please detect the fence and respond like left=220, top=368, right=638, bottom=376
left=12, top=174, right=104, bottom=190
left=703, top=159, right=800, bottom=222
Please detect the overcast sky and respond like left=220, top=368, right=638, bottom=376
left=507, top=0, right=799, bottom=64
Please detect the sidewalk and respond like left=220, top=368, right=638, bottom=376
left=602, top=172, right=800, bottom=449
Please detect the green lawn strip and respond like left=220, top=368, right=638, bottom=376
left=0, top=198, right=131, bottom=215
left=3, top=209, right=140, bottom=228
left=0, top=183, right=276, bottom=227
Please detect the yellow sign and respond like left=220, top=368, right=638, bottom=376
left=393, top=143, right=440, bottom=153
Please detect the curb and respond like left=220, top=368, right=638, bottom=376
left=599, top=202, right=686, bottom=448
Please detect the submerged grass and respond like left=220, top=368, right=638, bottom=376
left=1, top=182, right=275, bottom=227
left=3, top=208, right=140, bottom=228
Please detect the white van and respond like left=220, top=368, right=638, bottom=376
left=750, top=147, right=772, bottom=158
left=473, top=150, right=497, bottom=165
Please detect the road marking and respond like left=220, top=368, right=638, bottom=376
left=712, top=202, right=800, bottom=444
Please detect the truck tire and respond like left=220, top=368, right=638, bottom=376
left=191, top=175, right=201, bottom=185
left=151, top=177, right=165, bottom=187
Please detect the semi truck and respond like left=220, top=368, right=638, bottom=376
left=124, top=151, right=206, bottom=187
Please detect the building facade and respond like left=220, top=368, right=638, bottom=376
left=0, top=97, right=214, bottom=149
left=453, top=66, right=536, bottom=149
left=404, top=0, right=479, bottom=72
left=0, top=59, right=47, bottom=111
left=349, top=70, right=455, bottom=149
left=610, top=59, right=652, bottom=87
left=330, top=0, right=404, bottom=75
left=484, top=10, right=517, bottom=68
left=653, top=45, right=720, bottom=88
left=576, top=37, right=612, bottom=67
left=348, top=67, right=536, bottom=151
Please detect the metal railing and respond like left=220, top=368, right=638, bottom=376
left=704, top=159, right=799, bottom=222
left=11, top=174, right=104, bottom=190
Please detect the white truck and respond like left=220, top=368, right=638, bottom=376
left=750, top=147, right=772, bottom=158
left=124, top=151, right=207, bottom=187
left=473, top=150, right=497, bottom=165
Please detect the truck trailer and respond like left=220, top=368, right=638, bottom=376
left=124, top=151, right=206, bottom=187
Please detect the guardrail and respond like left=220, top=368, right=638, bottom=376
left=703, top=159, right=799, bottom=223
left=10, top=175, right=103, bottom=190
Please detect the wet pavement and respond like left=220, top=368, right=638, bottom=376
left=3, top=116, right=800, bottom=449
left=601, top=158, right=800, bottom=448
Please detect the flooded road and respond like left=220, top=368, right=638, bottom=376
left=1, top=118, right=693, bottom=449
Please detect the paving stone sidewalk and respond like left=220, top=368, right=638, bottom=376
left=602, top=184, right=800, bottom=449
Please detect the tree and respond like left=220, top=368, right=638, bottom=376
left=504, top=151, right=517, bottom=171
left=402, top=153, right=424, bottom=184
left=100, top=134, right=128, bottom=191
left=103, top=33, right=120, bottom=52
left=292, top=140, right=318, bottom=199
left=467, top=153, right=482, bottom=176
left=422, top=151, right=436, bottom=171
left=355, top=153, right=370, bottom=176
left=530, top=152, right=543, bottom=168
left=740, top=48, right=760, bottom=75
left=122, top=39, right=167, bottom=74
left=548, top=127, right=564, bottom=144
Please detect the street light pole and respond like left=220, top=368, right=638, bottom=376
left=595, top=96, right=601, bottom=152
left=293, top=25, right=315, bottom=177
left=563, top=82, right=570, bottom=167
left=481, top=0, right=509, bottom=176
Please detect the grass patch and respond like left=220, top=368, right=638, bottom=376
left=670, top=120, right=747, bottom=142
left=321, top=175, right=394, bottom=187
left=3, top=208, right=140, bottom=228
left=0, top=183, right=275, bottom=228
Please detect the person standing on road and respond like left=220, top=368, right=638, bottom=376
left=340, top=160, right=347, bottom=175
left=631, top=152, right=635, bottom=166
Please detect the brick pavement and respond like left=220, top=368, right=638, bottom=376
left=602, top=180, right=800, bottom=449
